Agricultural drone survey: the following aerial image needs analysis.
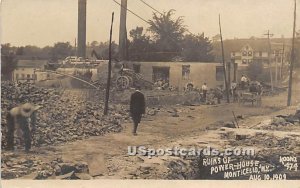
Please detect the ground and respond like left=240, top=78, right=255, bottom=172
left=2, top=87, right=299, bottom=180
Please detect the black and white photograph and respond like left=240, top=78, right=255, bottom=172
left=1, top=0, right=300, bottom=187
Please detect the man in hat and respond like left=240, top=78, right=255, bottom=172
left=6, top=103, right=41, bottom=152
left=129, top=86, right=146, bottom=136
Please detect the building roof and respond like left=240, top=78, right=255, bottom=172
left=212, top=38, right=292, bottom=62
left=17, top=60, right=48, bottom=68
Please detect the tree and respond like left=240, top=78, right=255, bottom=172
left=181, top=34, right=214, bottom=62
left=50, top=42, right=73, bottom=61
left=128, top=27, right=153, bottom=61
left=23, top=45, right=42, bottom=59
left=148, top=10, right=186, bottom=61
left=1, top=44, right=17, bottom=80
left=246, top=62, right=268, bottom=81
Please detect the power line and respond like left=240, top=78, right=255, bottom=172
left=112, top=0, right=149, bottom=24
left=112, top=0, right=179, bottom=45
left=112, top=0, right=190, bottom=51
left=138, top=0, right=163, bottom=16
left=137, top=0, right=194, bottom=36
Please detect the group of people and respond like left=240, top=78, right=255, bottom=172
left=153, top=79, right=169, bottom=90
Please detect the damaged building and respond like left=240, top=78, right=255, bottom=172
left=122, top=61, right=238, bottom=91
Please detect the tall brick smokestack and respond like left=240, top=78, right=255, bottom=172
left=119, top=0, right=128, bottom=61
left=78, top=0, right=87, bottom=58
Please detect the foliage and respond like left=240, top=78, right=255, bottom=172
left=148, top=10, right=186, bottom=61
left=181, top=34, right=214, bottom=62
left=128, top=27, right=154, bottom=61
left=246, top=62, right=265, bottom=81
left=50, top=42, right=74, bottom=61
left=1, top=44, right=18, bottom=80
left=88, top=41, right=119, bottom=60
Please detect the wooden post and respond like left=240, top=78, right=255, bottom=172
left=287, top=0, right=297, bottom=106
left=227, top=61, right=231, bottom=93
left=219, top=14, right=230, bottom=103
left=265, top=30, right=274, bottom=91
left=104, top=12, right=115, bottom=115
left=275, top=54, right=278, bottom=86
left=280, top=43, right=285, bottom=80
left=233, top=60, right=237, bottom=83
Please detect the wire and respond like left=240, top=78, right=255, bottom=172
left=112, top=0, right=189, bottom=50
left=112, top=0, right=149, bottom=24
left=137, top=0, right=194, bottom=35
left=138, top=0, right=163, bottom=16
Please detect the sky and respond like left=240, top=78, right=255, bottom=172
left=1, top=0, right=299, bottom=47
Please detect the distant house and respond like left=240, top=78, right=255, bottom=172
left=13, top=60, right=50, bottom=82
left=213, top=38, right=291, bottom=66
left=231, top=43, right=269, bottom=65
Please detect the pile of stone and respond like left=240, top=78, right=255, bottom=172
left=1, top=152, right=91, bottom=179
left=1, top=81, right=129, bottom=149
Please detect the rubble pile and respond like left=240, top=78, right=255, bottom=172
left=1, top=81, right=129, bottom=149
left=255, top=111, right=300, bottom=131
left=230, top=132, right=299, bottom=149
left=1, top=153, right=91, bottom=179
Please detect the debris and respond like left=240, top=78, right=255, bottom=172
left=235, top=134, right=247, bottom=140
left=74, top=173, right=93, bottom=180
left=1, top=81, right=128, bottom=149
left=55, top=171, right=75, bottom=180
left=223, top=122, right=236, bottom=128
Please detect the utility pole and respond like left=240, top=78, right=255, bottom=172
left=264, top=30, right=274, bottom=91
left=75, top=38, right=77, bottom=57
left=275, top=50, right=278, bottom=86
left=287, top=0, right=297, bottom=106
left=119, top=0, right=128, bottom=61
left=280, top=42, right=285, bottom=80
left=104, top=12, right=115, bottom=115
left=219, top=14, right=230, bottom=103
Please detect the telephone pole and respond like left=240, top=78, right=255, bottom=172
left=104, top=12, right=115, bottom=115
left=264, top=30, right=274, bottom=91
left=280, top=42, right=285, bottom=80
left=219, top=14, right=230, bottom=103
left=287, top=0, right=297, bottom=106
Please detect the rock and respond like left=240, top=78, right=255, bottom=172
left=224, top=122, right=236, bottom=128
left=1, top=81, right=127, bottom=149
left=74, top=173, right=93, bottom=180
left=236, top=134, right=247, bottom=140
left=55, top=171, right=75, bottom=180
left=271, top=117, right=286, bottom=126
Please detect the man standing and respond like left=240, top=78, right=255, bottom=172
left=6, top=103, right=40, bottom=152
left=130, top=86, right=146, bottom=136
left=240, top=75, right=248, bottom=89
left=231, top=81, right=238, bottom=102
left=201, top=83, right=208, bottom=102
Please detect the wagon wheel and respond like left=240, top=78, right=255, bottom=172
left=116, top=76, right=130, bottom=90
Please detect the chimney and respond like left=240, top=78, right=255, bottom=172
left=119, top=0, right=128, bottom=61
left=78, top=0, right=87, bottom=58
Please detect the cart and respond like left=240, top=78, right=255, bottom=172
left=115, top=69, right=154, bottom=90
left=238, top=91, right=262, bottom=106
